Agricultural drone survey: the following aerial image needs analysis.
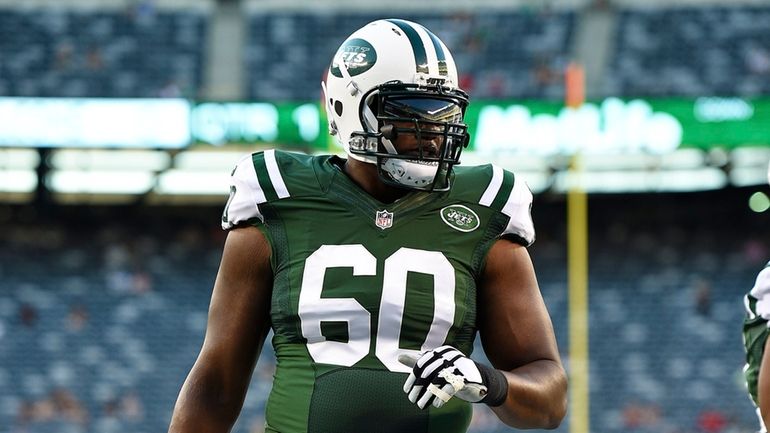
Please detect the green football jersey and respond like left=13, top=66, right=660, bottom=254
left=222, top=150, right=535, bottom=433
left=743, top=262, right=770, bottom=410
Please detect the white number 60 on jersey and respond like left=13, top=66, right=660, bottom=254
left=298, top=245, right=456, bottom=373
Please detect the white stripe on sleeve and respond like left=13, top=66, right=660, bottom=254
left=479, top=165, right=504, bottom=207
left=265, top=149, right=290, bottom=199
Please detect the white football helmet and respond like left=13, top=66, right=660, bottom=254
left=322, top=19, right=470, bottom=191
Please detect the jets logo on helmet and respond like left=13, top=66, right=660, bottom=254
left=330, top=38, right=377, bottom=78
left=322, top=19, right=470, bottom=192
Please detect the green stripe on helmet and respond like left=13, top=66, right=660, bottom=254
left=386, top=19, right=429, bottom=74
left=420, top=25, right=448, bottom=76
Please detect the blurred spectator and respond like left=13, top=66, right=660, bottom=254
left=16, top=400, right=37, bottom=428
left=622, top=400, right=662, bottom=431
left=132, top=268, right=153, bottom=294
left=693, top=278, right=712, bottom=317
left=444, top=12, right=476, bottom=53
left=19, top=304, right=37, bottom=328
left=104, top=241, right=153, bottom=294
left=106, top=268, right=153, bottom=294
left=53, top=41, right=75, bottom=71
left=51, top=388, right=89, bottom=426
left=159, top=79, right=183, bottom=98
left=86, top=46, right=104, bottom=71
left=107, top=269, right=134, bottom=293
left=483, top=70, right=510, bottom=98
left=697, top=408, right=727, bottom=433
left=745, top=43, right=770, bottom=77
left=533, top=55, right=560, bottom=87
left=16, top=389, right=89, bottom=432
left=744, top=239, right=768, bottom=266
left=104, top=242, right=131, bottom=270
left=458, top=73, right=475, bottom=95
left=66, top=304, right=89, bottom=332
left=103, top=390, right=144, bottom=422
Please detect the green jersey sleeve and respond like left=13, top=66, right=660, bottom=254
left=221, top=149, right=291, bottom=230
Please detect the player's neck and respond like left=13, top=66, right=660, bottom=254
left=343, top=158, right=409, bottom=204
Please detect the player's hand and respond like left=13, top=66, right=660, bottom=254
left=398, top=346, right=489, bottom=409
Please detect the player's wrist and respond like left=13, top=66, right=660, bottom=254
left=475, top=362, right=508, bottom=407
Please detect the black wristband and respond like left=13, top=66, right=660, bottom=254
left=475, top=362, right=508, bottom=407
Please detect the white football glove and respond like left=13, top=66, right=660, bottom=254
left=398, top=345, right=490, bottom=409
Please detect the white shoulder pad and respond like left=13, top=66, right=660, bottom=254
left=479, top=165, right=535, bottom=246
left=750, top=263, right=770, bottom=321
left=501, top=177, right=535, bottom=246
left=221, top=154, right=266, bottom=230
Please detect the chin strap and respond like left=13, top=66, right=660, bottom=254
left=380, top=136, right=398, bottom=154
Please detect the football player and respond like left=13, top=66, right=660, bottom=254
left=169, top=19, right=567, bottom=433
left=743, top=162, right=770, bottom=433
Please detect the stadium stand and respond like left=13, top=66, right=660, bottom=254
left=604, top=6, right=770, bottom=97
left=0, top=190, right=766, bottom=432
left=0, top=6, right=208, bottom=97
left=4, top=4, right=770, bottom=100
left=245, top=11, right=576, bottom=101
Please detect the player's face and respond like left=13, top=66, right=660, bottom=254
left=386, top=120, right=445, bottom=159
left=379, top=96, right=463, bottom=161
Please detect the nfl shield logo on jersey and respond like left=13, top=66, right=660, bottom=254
left=375, top=210, right=394, bottom=230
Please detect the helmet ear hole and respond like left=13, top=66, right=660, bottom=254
left=334, top=100, right=343, bottom=117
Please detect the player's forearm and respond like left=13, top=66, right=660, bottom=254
left=168, top=368, right=246, bottom=433
left=490, top=359, right=568, bottom=429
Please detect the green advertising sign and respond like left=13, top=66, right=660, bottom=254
left=190, top=102, right=326, bottom=148
left=464, top=97, right=770, bottom=156
left=189, top=97, right=769, bottom=156
left=2, top=97, right=764, bottom=153
left=656, top=97, right=768, bottom=147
